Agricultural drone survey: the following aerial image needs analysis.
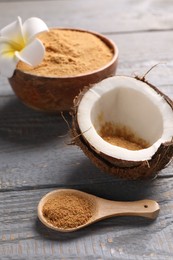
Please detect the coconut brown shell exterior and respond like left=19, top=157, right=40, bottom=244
left=8, top=29, right=118, bottom=113
left=71, top=77, right=173, bottom=180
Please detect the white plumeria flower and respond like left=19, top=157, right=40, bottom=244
left=0, top=16, right=49, bottom=78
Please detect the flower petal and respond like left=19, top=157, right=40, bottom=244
left=22, top=17, right=49, bottom=43
left=0, top=52, right=18, bottom=78
left=0, top=17, right=24, bottom=46
left=0, top=39, right=14, bottom=55
left=0, top=37, right=23, bottom=54
left=15, top=38, right=45, bottom=66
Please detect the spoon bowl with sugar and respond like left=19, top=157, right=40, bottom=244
left=37, top=189, right=160, bottom=232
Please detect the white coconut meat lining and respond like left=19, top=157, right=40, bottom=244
left=77, top=76, right=173, bottom=162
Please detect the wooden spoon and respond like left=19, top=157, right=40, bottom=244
left=37, top=189, right=160, bottom=232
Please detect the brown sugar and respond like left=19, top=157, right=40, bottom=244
left=42, top=192, right=95, bottom=229
left=17, top=29, right=113, bottom=76
left=99, top=122, right=149, bottom=150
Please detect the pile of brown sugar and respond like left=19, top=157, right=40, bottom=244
left=42, top=192, right=95, bottom=229
left=17, top=29, right=114, bottom=76
left=100, top=122, right=149, bottom=150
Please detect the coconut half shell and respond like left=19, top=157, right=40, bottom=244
left=71, top=76, right=173, bottom=180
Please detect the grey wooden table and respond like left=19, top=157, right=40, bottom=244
left=1, top=0, right=173, bottom=259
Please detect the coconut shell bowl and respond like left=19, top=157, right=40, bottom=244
left=8, top=28, right=118, bottom=113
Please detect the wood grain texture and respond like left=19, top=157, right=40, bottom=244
left=0, top=0, right=173, bottom=259
left=0, top=0, right=173, bottom=33
left=0, top=183, right=173, bottom=259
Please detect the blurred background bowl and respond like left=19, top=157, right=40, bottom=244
left=8, top=28, right=118, bottom=113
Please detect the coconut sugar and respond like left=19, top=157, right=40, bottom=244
left=42, top=192, right=95, bottom=229
left=17, top=29, right=113, bottom=76
left=100, top=122, right=149, bottom=151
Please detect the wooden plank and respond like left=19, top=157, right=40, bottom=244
left=0, top=95, right=172, bottom=191
left=111, top=30, right=173, bottom=93
left=0, top=181, right=173, bottom=259
left=0, top=0, right=173, bottom=34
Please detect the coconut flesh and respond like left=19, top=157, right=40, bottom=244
left=72, top=76, right=173, bottom=179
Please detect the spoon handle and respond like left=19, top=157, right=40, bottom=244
left=98, top=199, right=160, bottom=220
